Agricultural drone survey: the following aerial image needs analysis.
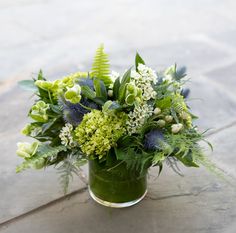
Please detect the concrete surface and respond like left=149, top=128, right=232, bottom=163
left=0, top=0, right=236, bottom=232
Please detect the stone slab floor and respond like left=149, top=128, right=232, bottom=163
left=0, top=0, right=236, bottom=232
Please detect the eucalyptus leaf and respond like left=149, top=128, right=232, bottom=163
left=18, top=80, right=37, bottom=91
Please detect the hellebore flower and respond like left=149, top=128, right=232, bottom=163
left=16, top=141, right=39, bottom=158
left=144, top=129, right=164, bottom=151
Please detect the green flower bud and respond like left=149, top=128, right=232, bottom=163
left=21, top=124, right=42, bottom=136
left=136, top=88, right=142, bottom=98
left=30, top=101, right=49, bottom=122
left=16, top=141, right=39, bottom=158
left=21, top=124, right=32, bottom=135
left=180, top=111, right=189, bottom=120
left=126, top=83, right=135, bottom=92
left=125, top=94, right=136, bottom=105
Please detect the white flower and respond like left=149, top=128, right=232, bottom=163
left=110, top=71, right=120, bottom=82
left=137, top=64, right=157, bottom=84
left=59, top=123, right=77, bottom=148
left=126, top=103, right=153, bottom=135
left=131, top=68, right=157, bottom=101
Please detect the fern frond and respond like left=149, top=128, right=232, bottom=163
left=90, top=44, right=112, bottom=87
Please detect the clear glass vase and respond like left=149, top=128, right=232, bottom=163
left=88, top=158, right=147, bottom=208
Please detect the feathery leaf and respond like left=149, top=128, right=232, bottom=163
left=91, top=44, right=112, bottom=87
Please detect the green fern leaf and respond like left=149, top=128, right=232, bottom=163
left=91, top=44, right=112, bottom=87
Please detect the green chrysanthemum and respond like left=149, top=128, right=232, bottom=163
left=75, top=110, right=127, bottom=158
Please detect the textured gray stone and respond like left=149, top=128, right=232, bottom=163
left=185, top=76, right=236, bottom=131
left=0, top=167, right=235, bottom=233
left=206, top=125, right=236, bottom=178
left=111, top=40, right=230, bottom=73
left=206, top=63, right=236, bottom=94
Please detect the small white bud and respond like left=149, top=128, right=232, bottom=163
left=157, top=119, right=166, bottom=127
left=165, top=115, right=173, bottom=123
left=108, top=90, right=113, bottom=97
left=154, top=107, right=161, bottom=115
left=171, top=123, right=183, bottom=133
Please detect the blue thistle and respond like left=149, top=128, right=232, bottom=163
left=59, top=98, right=99, bottom=126
left=181, top=88, right=190, bottom=98
left=144, top=129, right=164, bottom=151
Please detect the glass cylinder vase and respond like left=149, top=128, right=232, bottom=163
left=88, top=158, right=147, bottom=208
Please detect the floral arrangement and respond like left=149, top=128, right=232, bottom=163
left=17, top=45, right=217, bottom=193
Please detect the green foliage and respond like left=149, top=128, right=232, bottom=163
left=16, top=145, right=67, bottom=172
left=91, top=44, right=112, bottom=87
left=113, top=76, right=121, bottom=99
left=164, top=130, right=205, bottom=167
left=165, top=64, right=187, bottom=81
left=80, top=85, right=96, bottom=99
left=135, top=52, right=145, bottom=71
left=57, top=153, right=87, bottom=194
left=115, top=147, right=152, bottom=174
left=118, top=68, right=132, bottom=103
left=93, top=78, right=107, bottom=101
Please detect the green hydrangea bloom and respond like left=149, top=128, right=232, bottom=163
left=30, top=101, right=49, bottom=122
left=75, top=110, right=127, bottom=158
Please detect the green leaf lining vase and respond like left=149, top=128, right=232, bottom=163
left=88, top=158, right=147, bottom=208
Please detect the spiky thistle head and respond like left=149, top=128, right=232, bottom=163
left=144, top=129, right=164, bottom=151
left=59, top=98, right=99, bottom=126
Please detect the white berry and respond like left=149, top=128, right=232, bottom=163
left=165, top=115, right=173, bottom=123
left=108, top=90, right=113, bottom=97
left=171, top=123, right=183, bottom=133
left=154, top=107, right=161, bottom=115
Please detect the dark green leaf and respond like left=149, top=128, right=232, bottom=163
left=135, top=52, right=145, bottom=71
left=118, top=68, right=132, bottom=103
left=175, top=152, right=199, bottom=167
left=113, top=77, right=120, bottom=99
left=93, top=78, right=107, bottom=100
